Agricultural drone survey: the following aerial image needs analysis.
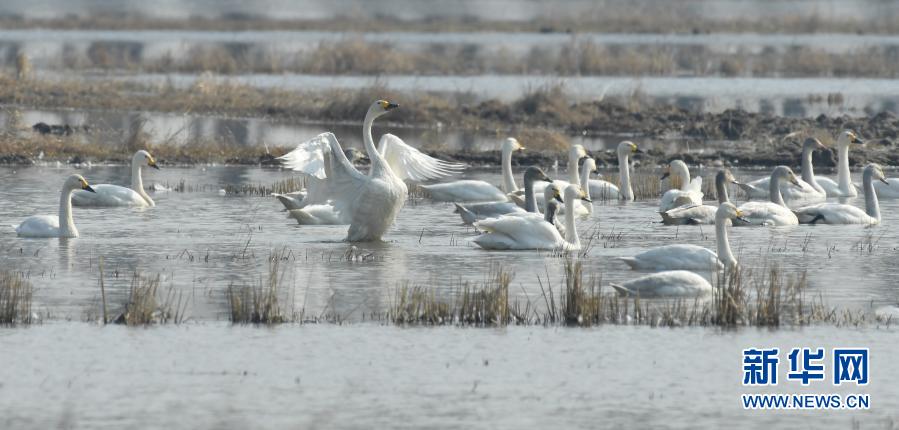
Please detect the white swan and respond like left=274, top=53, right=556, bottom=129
left=735, top=138, right=827, bottom=207
left=736, top=166, right=801, bottom=226
left=473, top=184, right=590, bottom=251
left=609, top=271, right=713, bottom=298
left=587, top=141, right=639, bottom=201
left=816, top=130, right=865, bottom=197
left=272, top=148, right=365, bottom=211
left=420, top=138, right=523, bottom=202
left=873, top=177, right=899, bottom=199
left=795, top=164, right=888, bottom=225
left=618, top=202, right=746, bottom=271
left=71, top=150, right=158, bottom=207
left=287, top=204, right=344, bottom=225
left=527, top=145, right=590, bottom=217
left=454, top=166, right=550, bottom=225
left=277, top=100, right=464, bottom=241
left=662, top=170, right=739, bottom=225
left=659, top=160, right=703, bottom=222
left=16, top=174, right=96, bottom=238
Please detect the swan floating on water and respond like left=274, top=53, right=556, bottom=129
left=16, top=174, right=95, bottom=238
left=735, top=138, right=827, bottom=208
left=815, top=130, right=865, bottom=197
left=586, top=141, right=639, bottom=201
left=659, top=159, right=703, bottom=224
left=421, top=138, right=523, bottom=203
left=795, top=164, right=888, bottom=225
left=454, top=166, right=550, bottom=224
left=473, top=184, right=590, bottom=251
left=618, top=202, right=746, bottom=271
left=71, top=150, right=158, bottom=207
left=663, top=169, right=739, bottom=225
left=277, top=100, right=464, bottom=241
left=526, top=144, right=590, bottom=216
left=736, top=166, right=801, bottom=226
left=610, top=270, right=713, bottom=298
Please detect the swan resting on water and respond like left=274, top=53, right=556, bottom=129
left=421, top=138, right=524, bottom=203
left=472, top=184, right=590, bottom=251
left=735, top=138, right=827, bottom=207
left=71, top=150, right=158, bottom=207
left=586, top=141, right=639, bottom=201
left=815, top=130, right=865, bottom=197
left=736, top=166, right=801, bottom=226
left=659, top=159, right=703, bottom=224
left=453, top=166, right=551, bottom=224
left=277, top=100, right=464, bottom=241
left=618, top=202, right=747, bottom=272
left=16, top=174, right=95, bottom=238
left=795, top=163, right=888, bottom=225
left=610, top=270, right=713, bottom=298
left=663, top=169, right=739, bottom=225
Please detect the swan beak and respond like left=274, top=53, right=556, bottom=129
left=851, top=136, right=864, bottom=144
left=789, top=176, right=801, bottom=187
left=83, top=184, right=96, bottom=193
left=881, top=178, right=890, bottom=185
left=148, top=160, right=160, bottom=170
left=580, top=190, right=591, bottom=202
left=731, top=179, right=743, bottom=185
left=386, top=102, right=399, bottom=110
left=660, top=171, right=670, bottom=180
left=554, top=190, right=564, bottom=203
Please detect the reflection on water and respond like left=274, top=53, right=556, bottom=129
left=0, top=166, right=897, bottom=322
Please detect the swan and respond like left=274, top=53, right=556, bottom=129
left=277, top=100, right=464, bottom=241
left=472, top=184, right=590, bottom=251
left=609, top=271, right=713, bottom=298
left=662, top=169, right=740, bottom=225
left=287, top=204, right=345, bottom=225
left=524, top=145, right=590, bottom=216
left=454, top=166, right=550, bottom=225
left=531, top=156, right=594, bottom=216
left=71, top=150, right=158, bottom=207
left=873, top=177, right=899, bottom=199
left=795, top=164, right=888, bottom=225
left=587, top=141, right=639, bottom=201
left=272, top=148, right=365, bottom=211
left=659, top=160, right=704, bottom=224
left=815, top=130, right=865, bottom=197
left=16, top=174, right=96, bottom=238
left=420, top=138, right=524, bottom=202
left=618, top=202, right=746, bottom=271
left=736, top=166, right=801, bottom=226
left=735, top=138, right=827, bottom=207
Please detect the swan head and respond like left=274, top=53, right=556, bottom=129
left=803, top=137, right=827, bottom=152
left=772, top=165, right=801, bottom=187
left=864, top=163, right=889, bottom=184
left=544, top=183, right=564, bottom=203
left=836, top=130, right=864, bottom=147
left=564, top=184, right=591, bottom=203
left=716, top=202, right=748, bottom=224
left=368, top=100, right=399, bottom=119
left=570, top=144, right=588, bottom=161
left=134, top=150, right=160, bottom=170
left=661, top=160, right=690, bottom=185
left=503, top=138, right=525, bottom=153
left=717, top=169, right=740, bottom=186
left=617, top=141, right=640, bottom=156
left=66, top=174, right=95, bottom=193
left=524, top=166, right=552, bottom=184
left=581, top=158, right=597, bottom=173
left=344, top=148, right=366, bottom=163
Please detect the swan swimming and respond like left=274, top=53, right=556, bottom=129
left=815, top=130, right=865, bottom=197
left=586, top=141, right=639, bottom=201
left=16, top=174, right=96, bottom=238
left=609, top=270, right=713, bottom=298
left=735, top=137, right=827, bottom=207
left=662, top=169, right=739, bottom=225
left=421, top=138, right=524, bottom=202
left=618, top=202, right=747, bottom=271
left=472, top=184, right=591, bottom=251
left=71, top=150, right=158, bottom=207
left=795, top=163, right=888, bottom=225
left=659, top=160, right=704, bottom=224
left=453, top=166, right=551, bottom=225
left=526, top=144, right=590, bottom=216
left=736, top=166, right=801, bottom=226
left=272, top=148, right=365, bottom=211
left=277, top=100, right=464, bottom=241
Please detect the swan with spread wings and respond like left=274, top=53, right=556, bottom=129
left=278, top=100, right=465, bottom=241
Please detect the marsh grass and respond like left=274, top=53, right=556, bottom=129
left=114, top=272, right=189, bottom=325
left=227, top=251, right=292, bottom=324
left=0, top=271, right=33, bottom=325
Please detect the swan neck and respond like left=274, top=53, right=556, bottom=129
left=131, top=161, right=154, bottom=206
left=568, top=153, right=580, bottom=185
left=863, top=170, right=880, bottom=221
left=715, top=175, right=729, bottom=204
left=59, top=186, right=77, bottom=237
left=618, top=152, right=633, bottom=200
left=769, top=174, right=786, bottom=207
left=715, top=215, right=736, bottom=269
left=501, top=146, right=517, bottom=193
left=564, top=197, right=579, bottom=247
left=544, top=203, right=556, bottom=224
left=800, top=146, right=819, bottom=190
left=677, top=167, right=691, bottom=190
left=524, top=180, right=540, bottom=214
left=363, top=111, right=389, bottom=176
left=837, top=145, right=851, bottom=193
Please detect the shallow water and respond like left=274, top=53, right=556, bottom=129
left=0, top=165, right=897, bottom=322
left=0, top=323, right=896, bottom=429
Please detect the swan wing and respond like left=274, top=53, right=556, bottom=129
left=587, top=179, right=620, bottom=200
left=16, top=215, right=60, bottom=238
left=612, top=270, right=713, bottom=298
left=737, top=201, right=798, bottom=226
left=378, top=134, right=466, bottom=182
left=663, top=204, right=716, bottom=224
left=421, top=180, right=507, bottom=202
left=277, top=133, right=331, bottom=179
left=474, top=215, right=562, bottom=249
left=72, top=184, right=148, bottom=207
left=622, top=244, right=720, bottom=271
left=736, top=177, right=769, bottom=199
left=873, top=178, right=899, bottom=198
left=794, top=203, right=874, bottom=224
